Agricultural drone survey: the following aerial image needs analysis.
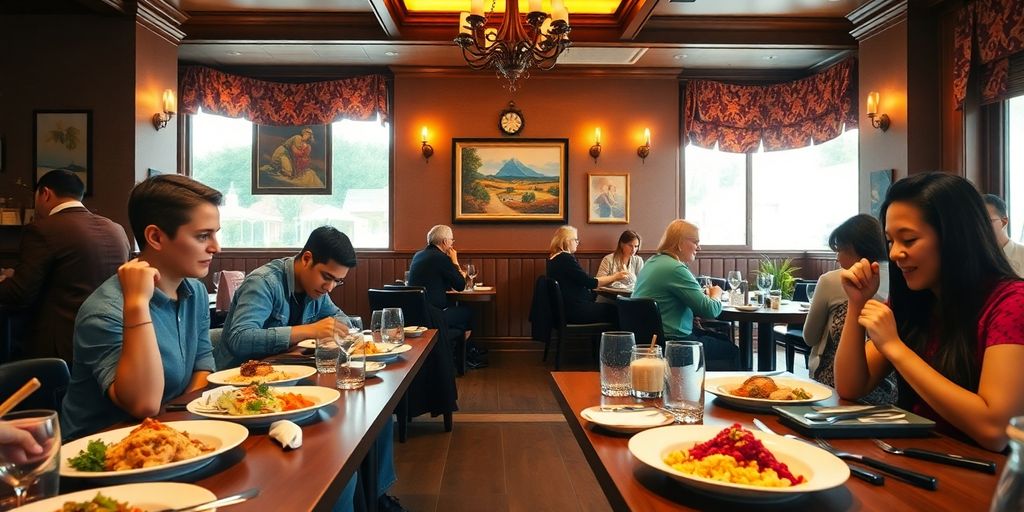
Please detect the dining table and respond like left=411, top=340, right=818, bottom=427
left=64, top=330, right=439, bottom=512
left=717, top=303, right=808, bottom=371
left=596, top=286, right=633, bottom=300
left=446, top=286, right=496, bottom=302
left=550, top=371, right=1004, bottom=512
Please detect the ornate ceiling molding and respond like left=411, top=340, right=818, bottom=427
left=134, top=0, right=187, bottom=44
left=638, top=15, right=856, bottom=47
left=847, top=0, right=908, bottom=42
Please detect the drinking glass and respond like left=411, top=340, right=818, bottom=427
left=315, top=333, right=340, bottom=375
left=0, top=410, right=60, bottom=507
left=756, top=272, right=774, bottom=305
left=599, top=332, right=636, bottom=397
left=630, top=346, right=665, bottom=399
left=727, top=271, right=742, bottom=290
left=806, top=283, right=817, bottom=302
left=380, top=307, right=405, bottom=348
left=336, top=315, right=365, bottom=389
left=370, top=310, right=384, bottom=344
left=663, top=341, right=705, bottom=424
left=464, top=263, right=477, bottom=291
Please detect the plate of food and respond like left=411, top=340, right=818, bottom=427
left=730, top=305, right=762, bottom=312
left=628, top=424, right=848, bottom=503
left=473, top=285, right=494, bottom=291
left=403, top=326, right=428, bottom=337
left=298, top=333, right=373, bottom=350
left=61, top=419, right=247, bottom=482
left=186, top=384, right=341, bottom=427
left=580, top=405, right=674, bottom=433
left=207, top=361, right=316, bottom=386
left=352, top=360, right=386, bottom=377
left=350, top=342, right=412, bottom=362
left=12, top=482, right=217, bottom=512
left=705, top=374, right=833, bottom=410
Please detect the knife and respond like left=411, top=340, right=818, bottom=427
left=804, top=405, right=893, bottom=422
left=890, top=446, right=997, bottom=474
left=751, top=419, right=885, bottom=486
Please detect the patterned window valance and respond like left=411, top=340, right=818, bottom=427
left=953, top=0, right=1024, bottom=109
left=179, top=66, right=390, bottom=125
left=684, top=58, right=857, bottom=153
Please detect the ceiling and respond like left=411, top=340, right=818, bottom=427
left=149, top=0, right=870, bottom=76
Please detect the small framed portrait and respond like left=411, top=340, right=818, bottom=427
left=34, top=110, right=92, bottom=195
left=252, top=124, right=331, bottom=195
left=587, top=172, right=629, bottom=223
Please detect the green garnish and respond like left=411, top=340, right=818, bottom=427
left=245, top=399, right=266, bottom=412
left=255, top=383, right=271, bottom=397
left=67, top=439, right=108, bottom=472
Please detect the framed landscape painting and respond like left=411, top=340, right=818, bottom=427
left=587, top=172, right=629, bottom=223
left=452, top=138, right=568, bottom=223
left=252, top=124, right=331, bottom=195
left=34, top=110, right=92, bottom=195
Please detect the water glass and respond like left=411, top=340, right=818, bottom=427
left=663, top=341, right=705, bottom=424
left=370, top=310, right=384, bottom=344
left=315, top=334, right=340, bottom=374
left=806, top=283, right=817, bottom=302
left=630, top=346, right=665, bottom=399
left=381, top=307, right=405, bottom=348
left=600, top=331, right=636, bottom=397
left=0, top=410, right=60, bottom=508
left=727, top=270, right=743, bottom=291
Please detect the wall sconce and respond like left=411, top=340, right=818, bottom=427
left=589, top=127, right=602, bottom=163
left=421, top=126, right=434, bottom=162
left=637, top=128, right=651, bottom=163
left=866, top=91, right=890, bottom=132
left=152, top=89, right=176, bottom=131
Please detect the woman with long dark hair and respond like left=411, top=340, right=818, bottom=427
left=597, top=230, right=644, bottom=288
left=835, top=172, right=1024, bottom=451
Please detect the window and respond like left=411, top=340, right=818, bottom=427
left=684, top=129, right=859, bottom=250
left=190, top=110, right=390, bottom=248
left=1009, top=95, right=1024, bottom=242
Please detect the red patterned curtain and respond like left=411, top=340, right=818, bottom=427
left=953, top=0, right=1024, bottom=109
left=179, top=66, right=390, bottom=125
left=684, top=58, right=857, bottom=153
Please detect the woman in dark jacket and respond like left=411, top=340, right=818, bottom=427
left=546, top=225, right=628, bottom=324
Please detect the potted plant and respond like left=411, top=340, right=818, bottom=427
left=758, top=257, right=801, bottom=299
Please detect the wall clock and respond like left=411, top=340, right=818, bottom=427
left=498, top=101, right=524, bottom=136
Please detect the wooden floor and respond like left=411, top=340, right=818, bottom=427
left=390, top=344, right=810, bottom=511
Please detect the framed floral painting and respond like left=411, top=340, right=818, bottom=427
left=34, top=110, right=92, bottom=195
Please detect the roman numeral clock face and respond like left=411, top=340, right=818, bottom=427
left=499, top=109, right=523, bottom=135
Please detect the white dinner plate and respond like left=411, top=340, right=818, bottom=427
left=580, top=406, right=674, bottom=433
left=705, top=375, right=833, bottom=410
left=629, top=425, right=848, bottom=503
left=186, top=385, right=341, bottom=427
left=351, top=360, right=386, bottom=377
left=60, top=420, right=247, bottom=482
left=12, top=482, right=217, bottom=512
left=353, top=343, right=412, bottom=362
left=730, top=305, right=762, bottom=312
left=206, top=364, right=316, bottom=386
left=473, top=286, right=494, bottom=291
left=297, top=334, right=374, bottom=350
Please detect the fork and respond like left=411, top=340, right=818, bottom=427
left=814, top=438, right=938, bottom=490
left=750, top=419, right=884, bottom=485
left=873, top=439, right=996, bottom=474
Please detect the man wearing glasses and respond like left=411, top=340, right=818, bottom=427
left=983, top=194, right=1024, bottom=277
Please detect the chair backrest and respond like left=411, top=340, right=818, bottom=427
left=367, top=288, right=434, bottom=327
left=215, top=270, right=245, bottom=312
left=545, top=277, right=569, bottom=330
left=0, top=358, right=70, bottom=411
left=382, top=284, right=427, bottom=291
left=615, top=296, right=667, bottom=346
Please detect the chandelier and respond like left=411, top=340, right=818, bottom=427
left=454, top=0, right=571, bottom=90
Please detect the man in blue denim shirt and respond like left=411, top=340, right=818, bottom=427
left=218, top=226, right=405, bottom=512
left=62, top=175, right=222, bottom=441
left=215, top=226, right=353, bottom=369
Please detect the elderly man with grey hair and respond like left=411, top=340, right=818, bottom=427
left=408, top=225, right=484, bottom=368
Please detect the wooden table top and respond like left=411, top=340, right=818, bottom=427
left=717, top=303, right=808, bottom=323
left=446, top=288, right=496, bottom=302
left=67, top=330, right=439, bottom=512
left=550, top=371, right=1003, bottom=512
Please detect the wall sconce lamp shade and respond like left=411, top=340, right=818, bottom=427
left=421, top=126, right=434, bottom=162
left=152, top=89, right=176, bottom=130
left=637, top=128, right=651, bottom=162
left=589, top=127, right=601, bottom=163
left=866, top=91, right=890, bottom=132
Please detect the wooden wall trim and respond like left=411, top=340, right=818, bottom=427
left=848, top=0, right=908, bottom=42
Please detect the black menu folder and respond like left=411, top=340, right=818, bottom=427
left=773, top=405, right=936, bottom=439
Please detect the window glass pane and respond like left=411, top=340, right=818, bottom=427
left=190, top=110, right=390, bottom=248
left=1009, top=95, right=1024, bottom=242
left=684, top=144, right=747, bottom=245
left=751, top=129, right=859, bottom=250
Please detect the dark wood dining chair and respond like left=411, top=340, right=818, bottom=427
left=614, top=296, right=666, bottom=347
left=0, top=358, right=70, bottom=411
left=774, top=280, right=814, bottom=372
left=545, top=277, right=614, bottom=370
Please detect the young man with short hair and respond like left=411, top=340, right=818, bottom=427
left=61, top=175, right=222, bottom=440
left=0, top=169, right=130, bottom=363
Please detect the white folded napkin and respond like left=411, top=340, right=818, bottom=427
left=585, top=409, right=666, bottom=427
left=270, top=420, right=303, bottom=449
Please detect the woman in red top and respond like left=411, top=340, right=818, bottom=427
left=835, top=172, right=1024, bottom=451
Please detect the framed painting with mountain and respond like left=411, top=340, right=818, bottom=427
left=33, top=110, right=92, bottom=196
left=452, top=138, right=568, bottom=223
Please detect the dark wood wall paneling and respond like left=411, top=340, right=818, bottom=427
left=209, top=250, right=838, bottom=341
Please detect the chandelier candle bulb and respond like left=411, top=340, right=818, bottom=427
left=529, top=0, right=541, bottom=12
left=471, top=0, right=483, bottom=15
left=644, top=128, right=651, bottom=146
left=595, top=127, right=601, bottom=144
left=552, top=0, right=564, bottom=12
left=553, top=6, right=568, bottom=21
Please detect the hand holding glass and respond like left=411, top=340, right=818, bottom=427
left=336, top=315, right=365, bottom=389
left=0, top=410, right=60, bottom=507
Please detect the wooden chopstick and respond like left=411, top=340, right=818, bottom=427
left=0, top=378, right=41, bottom=417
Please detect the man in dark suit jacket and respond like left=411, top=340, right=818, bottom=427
left=0, top=170, right=130, bottom=363
left=407, top=224, right=484, bottom=366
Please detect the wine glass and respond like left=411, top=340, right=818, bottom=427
left=464, top=263, right=478, bottom=290
left=805, top=283, right=817, bottom=302
left=698, top=276, right=712, bottom=295
left=756, top=272, right=774, bottom=305
left=727, top=271, right=742, bottom=291
left=0, top=410, right=60, bottom=507
left=370, top=310, right=384, bottom=344
left=380, top=307, right=405, bottom=348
